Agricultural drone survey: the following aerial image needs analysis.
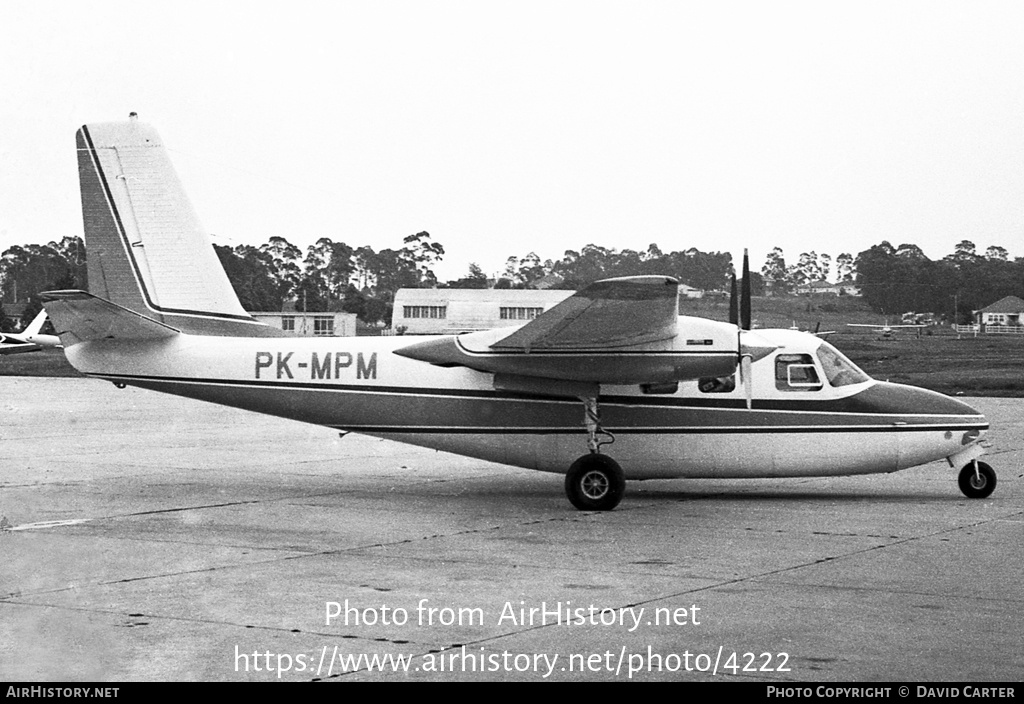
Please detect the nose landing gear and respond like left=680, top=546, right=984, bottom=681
left=958, top=460, right=996, bottom=499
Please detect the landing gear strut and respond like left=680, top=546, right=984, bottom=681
left=565, top=396, right=624, bottom=511
left=958, top=460, right=996, bottom=499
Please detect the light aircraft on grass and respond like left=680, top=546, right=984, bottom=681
left=847, top=320, right=925, bottom=339
left=0, top=310, right=61, bottom=355
left=42, top=118, right=996, bottom=511
left=789, top=321, right=836, bottom=337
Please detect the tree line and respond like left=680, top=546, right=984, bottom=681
left=3, top=234, right=1023, bottom=331
left=851, top=241, right=1023, bottom=323
left=0, top=235, right=739, bottom=329
left=212, top=231, right=445, bottom=325
left=760, top=241, right=1024, bottom=322
left=0, top=236, right=88, bottom=331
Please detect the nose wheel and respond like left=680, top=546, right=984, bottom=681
left=958, top=460, right=996, bottom=499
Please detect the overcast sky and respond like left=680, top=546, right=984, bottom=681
left=2, top=0, right=1022, bottom=282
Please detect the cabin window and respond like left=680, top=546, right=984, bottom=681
left=698, top=375, right=735, bottom=393
left=775, top=354, right=822, bottom=391
left=500, top=307, right=544, bottom=320
left=403, top=306, right=447, bottom=319
left=815, top=343, right=869, bottom=387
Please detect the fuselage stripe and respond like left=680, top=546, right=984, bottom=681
left=88, top=372, right=989, bottom=432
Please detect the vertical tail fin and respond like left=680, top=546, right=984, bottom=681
left=22, top=310, right=48, bottom=337
left=76, top=116, right=283, bottom=337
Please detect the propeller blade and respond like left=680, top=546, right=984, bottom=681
left=740, top=249, right=751, bottom=331
left=729, top=274, right=738, bottom=326
left=737, top=329, right=776, bottom=411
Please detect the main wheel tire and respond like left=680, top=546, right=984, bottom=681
left=565, top=454, right=625, bottom=511
left=958, top=461, right=996, bottom=499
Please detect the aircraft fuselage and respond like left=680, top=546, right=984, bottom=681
left=64, top=325, right=987, bottom=481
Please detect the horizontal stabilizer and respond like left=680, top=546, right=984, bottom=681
left=41, top=290, right=179, bottom=346
left=491, top=276, right=679, bottom=351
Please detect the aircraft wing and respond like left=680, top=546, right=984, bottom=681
left=0, top=337, right=40, bottom=355
left=490, top=276, right=678, bottom=351
left=395, top=276, right=746, bottom=388
left=41, top=290, right=180, bottom=346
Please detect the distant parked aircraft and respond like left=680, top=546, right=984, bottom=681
left=847, top=320, right=924, bottom=339
left=789, top=321, right=836, bottom=337
left=0, top=310, right=62, bottom=355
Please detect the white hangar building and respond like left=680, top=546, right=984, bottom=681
left=250, top=311, right=357, bottom=337
left=392, top=288, right=574, bottom=334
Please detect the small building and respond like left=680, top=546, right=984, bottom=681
left=794, top=281, right=860, bottom=296
left=249, top=311, right=357, bottom=337
left=973, top=295, right=1024, bottom=327
left=679, top=284, right=704, bottom=299
left=393, top=288, right=573, bottom=334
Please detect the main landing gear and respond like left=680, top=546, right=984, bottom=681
left=958, top=460, right=996, bottom=499
left=565, top=396, right=625, bottom=511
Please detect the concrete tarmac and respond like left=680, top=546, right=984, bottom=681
left=1, top=377, right=1021, bottom=682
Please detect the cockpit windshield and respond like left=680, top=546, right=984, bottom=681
left=815, top=342, right=870, bottom=387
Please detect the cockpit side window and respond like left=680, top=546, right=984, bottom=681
left=815, top=343, right=870, bottom=387
left=775, top=353, right=822, bottom=391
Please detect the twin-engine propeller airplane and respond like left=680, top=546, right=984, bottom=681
left=42, top=117, right=996, bottom=511
left=0, top=310, right=61, bottom=355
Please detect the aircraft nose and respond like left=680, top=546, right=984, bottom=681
left=948, top=393, right=989, bottom=440
left=952, top=395, right=984, bottom=417
left=912, top=383, right=986, bottom=417
left=856, top=383, right=989, bottom=452
left=856, top=382, right=987, bottom=422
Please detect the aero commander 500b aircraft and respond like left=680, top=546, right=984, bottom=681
left=42, top=117, right=996, bottom=510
